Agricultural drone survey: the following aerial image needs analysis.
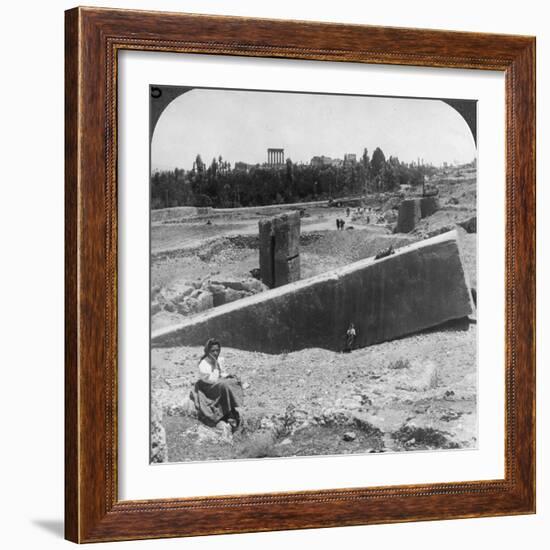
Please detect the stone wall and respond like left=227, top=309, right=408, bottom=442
left=152, top=231, right=474, bottom=354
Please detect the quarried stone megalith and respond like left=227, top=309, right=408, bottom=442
left=395, top=197, right=440, bottom=233
left=259, top=211, right=301, bottom=288
left=152, top=230, right=474, bottom=354
left=420, top=196, right=440, bottom=218
left=396, top=199, right=422, bottom=233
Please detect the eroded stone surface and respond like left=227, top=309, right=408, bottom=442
left=259, top=211, right=301, bottom=288
left=152, top=231, right=473, bottom=353
left=396, top=199, right=422, bottom=233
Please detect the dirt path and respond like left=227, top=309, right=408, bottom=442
left=151, top=207, right=377, bottom=254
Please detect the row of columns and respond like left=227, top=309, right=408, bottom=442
left=267, top=148, right=284, bottom=165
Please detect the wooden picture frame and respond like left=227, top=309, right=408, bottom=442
left=65, top=6, right=536, bottom=543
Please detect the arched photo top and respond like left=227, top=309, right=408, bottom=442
left=150, top=85, right=476, bottom=173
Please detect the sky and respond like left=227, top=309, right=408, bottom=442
left=151, top=87, right=476, bottom=171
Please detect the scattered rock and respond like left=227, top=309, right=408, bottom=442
left=224, top=287, right=248, bottom=304
left=343, top=431, right=357, bottom=441
left=196, top=290, right=214, bottom=311
left=440, top=410, right=463, bottom=422
left=457, top=216, right=477, bottom=233
left=151, top=400, right=168, bottom=463
left=211, top=279, right=248, bottom=292
left=260, top=417, right=276, bottom=430
left=163, top=376, right=187, bottom=389
left=162, top=281, right=194, bottom=303
left=206, top=283, right=227, bottom=306
left=165, top=397, right=197, bottom=418
left=392, top=424, right=459, bottom=449
left=189, top=423, right=232, bottom=444
left=396, top=360, right=439, bottom=391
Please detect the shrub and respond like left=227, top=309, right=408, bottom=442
left=388, top=358, right=411, bottom=370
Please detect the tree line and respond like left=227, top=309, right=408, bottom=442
left=151, top=147, right=436, bottom=210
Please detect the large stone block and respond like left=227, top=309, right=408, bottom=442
left=258, top=219, right=275, bottom=287
left=396, top=199, right=422, bottom=233
left=152, top=231, right=474, bottom=353
left=420, top=196, right=439, bottom=218
left=258, top=211, right=301, bottom=288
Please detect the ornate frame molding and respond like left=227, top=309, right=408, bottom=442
left=65, top=7, right=535, bottom=542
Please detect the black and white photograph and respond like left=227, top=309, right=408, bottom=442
left=149, top=85, right=478, bottom=464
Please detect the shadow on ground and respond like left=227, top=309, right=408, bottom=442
left=31, top=519, right=64, bottom=539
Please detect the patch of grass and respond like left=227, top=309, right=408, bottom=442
left=388, top=358, right=411, bottom=370
left=273, top=404, right=298, bottom=439
left=392, top=425, right=459, bottom=449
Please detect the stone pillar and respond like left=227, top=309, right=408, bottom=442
left=258, top=211, right=301, bottom=288
left=420, top=196, right=439, bottom=218
left=396, top=198, right=422, bottom=233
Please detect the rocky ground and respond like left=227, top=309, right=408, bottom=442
left=150, top=165, right=478, bottom=463
left=153, top=322, right=476, bottom=462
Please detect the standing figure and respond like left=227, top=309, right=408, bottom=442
left=343, top=323, right=357, bottom=353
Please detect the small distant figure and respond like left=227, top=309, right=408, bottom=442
left=336, top=218, right=341, bottom=230
left=343, top=323, right=357, bottom=353
left=341, top=219, right=346, bottom=230
left=366, top=215, right=370, bottom=224
left=346, top=207, right=350, bottom=217
left=205, top=219, right=212, bottom=225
